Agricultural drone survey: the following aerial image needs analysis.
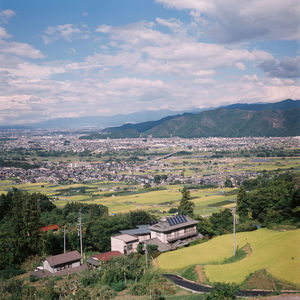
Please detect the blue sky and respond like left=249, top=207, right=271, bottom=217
left=0, top=0, right=299, bottom=124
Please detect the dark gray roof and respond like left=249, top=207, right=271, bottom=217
left=120, top=225, right=150, bottom=236
left=45, top=250, right=81, bottom=267
left=148, top=215, right=198, bottom=233
left=143, top=238, right=172, bottom=252
left=86, top=257, right=99, bottom=267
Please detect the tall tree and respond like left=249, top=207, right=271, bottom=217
left=178, top=187, right=194, bottom=217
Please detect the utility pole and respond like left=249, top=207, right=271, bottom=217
left=232, top=207, right=236, bottom=256
left=63, top=225, right=66, bottom=253
left=145, top=244, right=148, bottom=269
left=78, top=210, right=83, bottom=258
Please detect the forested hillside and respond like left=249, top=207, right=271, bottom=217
left=81, top=100, right=300, bottom=139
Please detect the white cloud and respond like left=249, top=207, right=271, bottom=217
left=0, top=26, right=11, bottom=39
left=0, top=7, right=299, bottom=125
left=0, top=9, right=15, bottom=24
left=0, top=41, right=44, bottom=59
left=156, top=0, right=300, bottom=43
left=42, top=24, right=87, bottom=44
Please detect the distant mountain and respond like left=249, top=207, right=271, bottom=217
left=0, top=109, right=186, bottom=130
left=80, top=113, right=193, bottom=139
left=221, top=99, right=300, bottom=111
left=81, top=99, right=300, bottom=139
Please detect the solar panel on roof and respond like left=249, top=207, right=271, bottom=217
left=182, top=215, right=187, bottom=222
left=167, top=218, right=174, bottom=226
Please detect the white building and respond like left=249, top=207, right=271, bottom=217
left=110, top=234, right=139, bottom=254
left=111, top=215, right=201, bottom=253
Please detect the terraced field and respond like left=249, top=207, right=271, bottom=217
left=0, top=180, right=237, bottom=215
left=157, top=228, right=300, bottom=286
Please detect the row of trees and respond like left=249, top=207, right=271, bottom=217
left=178, top=172, right=300, bottom=238
left=0, top=188, right=158, bottom=269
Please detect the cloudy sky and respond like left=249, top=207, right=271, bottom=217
left=0, top=0, right=299, bottom=125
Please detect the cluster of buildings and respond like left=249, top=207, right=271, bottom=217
left=1, top=130, right=298, bottom=186
left=33, top=214, right=202, bottom=278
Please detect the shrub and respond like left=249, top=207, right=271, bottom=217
left=206, top=282, right=239, bottom=300
left=130, top=282, right=147, bottom=295
left=29, top=275, right=39, bottom=282
left=0, top=269, right=26, bottom=280
left=110, top=281, right=126, bottom=292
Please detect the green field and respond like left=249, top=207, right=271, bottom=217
left=0, top=180, right=237, bottom=215
left=157, top=228, right=300, bottom=286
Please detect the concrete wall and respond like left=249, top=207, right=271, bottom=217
left=111, top=237, right=126, bottom=254
left=43, top=260, right=54, bottom=273
left=127, top=240, right=139, bottom=253
left=111, top=237, right=139, bottom=254
left=137, top=234, right=151, bottom=242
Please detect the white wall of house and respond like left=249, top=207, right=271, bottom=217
left=126, top=240, right=139, bottom=253
left=43, top=260, right=54, bottom=273
left=111, top=237, right=126, bottom=254
left=151, top=225, right=197, bottom=243
left=111, top=237, right=139, bottom=254
left=43, top=260, right=81, bottom=273
left=137, top=234, right=151, bottom=242
left=72, top=261, right=81, bottom=268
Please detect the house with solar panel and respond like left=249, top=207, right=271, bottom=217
left=111, top=215, right=202, bottom=253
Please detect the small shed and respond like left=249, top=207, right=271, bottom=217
left=43, top=250, right=81, bottom=273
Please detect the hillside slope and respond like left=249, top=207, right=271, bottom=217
left=157, top=228, right=300, bottom=286
left=80, top=99, right=300, bottom=138
left=147, top=108, right=300, bottom=137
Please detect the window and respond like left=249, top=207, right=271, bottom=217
left=127, top=244, right=133, bottom=251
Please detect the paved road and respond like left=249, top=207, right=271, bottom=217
left=163, top=274, right=280, bottom=297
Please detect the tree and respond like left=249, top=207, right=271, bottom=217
left=224, top=178, right=233, bottom=188
left=178, top=187, right=194, bottom=217
left=195, top=216, right=215, bottom=238
left=209, top=209, right=233, bottom=235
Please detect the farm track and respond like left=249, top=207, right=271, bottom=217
left=163, top=274, right=300, bottom=297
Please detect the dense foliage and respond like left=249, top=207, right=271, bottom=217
left=237, top=172, right=300, bottom=226
left=85, top=210, right=157, bottom=252
left=0, top=189, right=156, bottom=269
left=196, top=208, right=234, bottom=238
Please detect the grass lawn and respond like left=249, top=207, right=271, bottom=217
left=158, top=228, right=300, bottom=287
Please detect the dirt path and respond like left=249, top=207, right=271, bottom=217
left=194, top=265, right=207, bottom=284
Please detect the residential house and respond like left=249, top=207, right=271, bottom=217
left=40, top=224, right=59, bottom=233
left=149, top=215, right=198, bottom=244
left=87, top=251, right=123, bottom=268
left=111, top=215, right=202, bottom=254
left=111, top=234, right=139, bottom=254
left=43, top=251, right=82, bottom=273
left=120, top=225, right=151, bottom=242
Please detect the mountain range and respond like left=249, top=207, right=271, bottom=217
left=81, top=99, right=300, bottom=139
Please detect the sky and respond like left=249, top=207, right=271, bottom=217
left=0, top=0, right=299, bottom=125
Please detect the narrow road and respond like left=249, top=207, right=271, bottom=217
left=163, top=274, right=287, bottom=297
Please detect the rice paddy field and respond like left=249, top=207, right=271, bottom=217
left=157, top=228, right=300, bottom=287
left=0, top=152, right=299, bottom=216
left=0, top=180, right=237, bottom=215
